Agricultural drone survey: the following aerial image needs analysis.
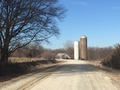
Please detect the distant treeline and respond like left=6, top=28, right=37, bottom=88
left=10, top=41, right=74, bottom=60
left=10, top=41, right=120, bottom=70
left=88, top=46, right=113, bottom=60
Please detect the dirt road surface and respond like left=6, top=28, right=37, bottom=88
left=0, top=60, right=119, bottom=90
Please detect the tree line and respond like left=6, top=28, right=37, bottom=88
left=10, top=40, right=113, bottom=61
left=10, top=41, right=74, bottom=60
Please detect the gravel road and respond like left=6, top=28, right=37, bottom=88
left=0, top=60, right=118, bottom=90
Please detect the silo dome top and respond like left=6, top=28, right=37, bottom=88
left=81, top=35, right=87, bottom=38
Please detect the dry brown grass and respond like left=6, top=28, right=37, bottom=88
left=0, top=57, right=58, bottom=79
left=8, top=57, right=46, bottom=63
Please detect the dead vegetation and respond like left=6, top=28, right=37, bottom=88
left=87, top=44, right=120, bottom=70
left=101, top=44, right=120, bottom=70
left=88, top=46, right=113, bottom=60
left=0, top=58, right=59, bottom=82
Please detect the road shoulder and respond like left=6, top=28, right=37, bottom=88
left=85, top=60, right=120, bottom=89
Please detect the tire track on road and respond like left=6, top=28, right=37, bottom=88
left=17, top=73, right=51, bottom=90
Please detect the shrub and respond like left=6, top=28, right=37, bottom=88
left=41, top=50, right=56, bottom=60
left=101, top=44, right=120, bottom=70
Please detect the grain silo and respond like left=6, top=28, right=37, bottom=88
left=80, top=36, right=87, bottom=60
left=74, top=41, right=80, bottom=60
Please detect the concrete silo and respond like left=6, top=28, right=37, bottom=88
left=80, top=36, right=87, bottom=60
left=74, top=41, right=80, bottom=60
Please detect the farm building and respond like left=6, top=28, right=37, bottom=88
left=56, top=53, right=71, bottom=59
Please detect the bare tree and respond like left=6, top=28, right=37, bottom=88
left=88, top=47, right=113, bottom=60
left=64, top=40, right=74, bottom=59
left=64, top=40, right=73, bottom=50
left=41, top=49, right=56, bottom=60
left=11, top=42, right=44, bottom=58
left=0, top=0, right=65, bottom=70
left=26, top=42, right=44, bottom=58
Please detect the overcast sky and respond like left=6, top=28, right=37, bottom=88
left=44, top=0, right=120, bottom=49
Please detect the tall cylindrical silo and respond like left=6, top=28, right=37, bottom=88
left=74, top=41, right=80, bottom=60
left=80, top=36, right=87, bottom=60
